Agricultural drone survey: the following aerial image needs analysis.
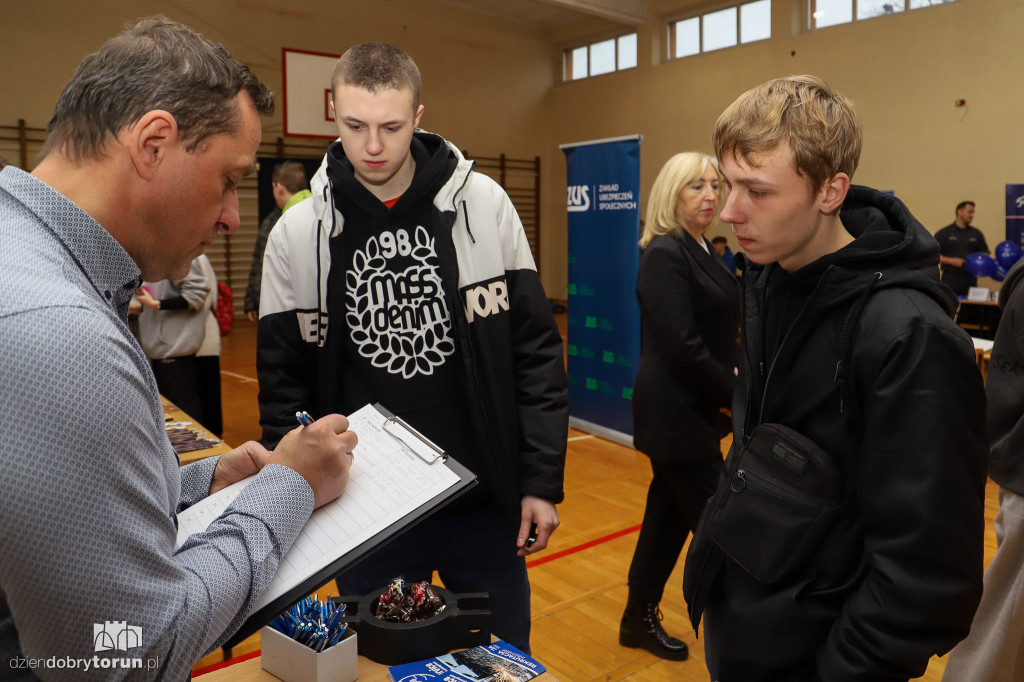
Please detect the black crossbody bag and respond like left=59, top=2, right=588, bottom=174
left=706, top=422, right=842, bottom=583
left=683, top=423, right=844, bottom=633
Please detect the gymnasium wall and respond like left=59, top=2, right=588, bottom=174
left=546, top=0, right=1022, bottom=293
left=2, top=0, right=1019, bottom=296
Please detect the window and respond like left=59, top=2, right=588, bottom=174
left=858, top=0, right=904, bottom=19
left=674, top=18, right=700, bottom=58
left=563, top=32, right=638, bottom=81
left=668, top=0, right=771, bottom=61
left=741, top=0, right=772, bottom=42
left=703, top=7, right=738, bottom=53
left=618, top=33, right=638, bottom=70
left=590, top=38, right=616, bottom=76
left=810, top=0, right=955, bottom=29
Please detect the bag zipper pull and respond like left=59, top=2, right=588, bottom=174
left=731, top=469, right=747, bottom=493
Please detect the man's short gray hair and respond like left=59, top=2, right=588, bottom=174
left=40, top=16, right=274, bottom=163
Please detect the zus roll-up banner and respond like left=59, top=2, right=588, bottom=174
left=1006, top=184, right=1024, bottom=248
left=560, top=135, right=642, bottom=447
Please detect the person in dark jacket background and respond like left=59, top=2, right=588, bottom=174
left=683, top=75, right=987, bottom=680
left=934, top=201, right=989, bottom=298
left=942, top=257, right=1024, bottom=682
left=620, top=152, right=739, bottom=662
left=711, top=235, right=738, bottom=277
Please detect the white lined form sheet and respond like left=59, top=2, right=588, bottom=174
left=174, top=403, right=462, bottom=611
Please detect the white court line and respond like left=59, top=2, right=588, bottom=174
left=221, top=370, right=258, bottom=384
left=567, top=434, right=594, bottom=442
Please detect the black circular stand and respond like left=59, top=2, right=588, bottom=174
left=334, top=587, right=491, bottom=665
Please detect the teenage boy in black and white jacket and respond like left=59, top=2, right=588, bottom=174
left=255, top=42, right=567, bottom=653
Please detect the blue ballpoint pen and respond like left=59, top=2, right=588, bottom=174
left=296, top=411, right=314, bottom=426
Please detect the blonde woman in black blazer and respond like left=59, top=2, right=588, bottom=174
left=619, top=152, right=740, bottom=661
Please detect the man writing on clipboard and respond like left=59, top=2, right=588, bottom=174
left=255, top=43, right=569, bottom=654
left=0, top=18, right=356, bottom=680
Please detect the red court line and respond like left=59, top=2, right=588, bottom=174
left=526, top=523, right=642, bottom=569
left=193, top=649, right=261, bottom=676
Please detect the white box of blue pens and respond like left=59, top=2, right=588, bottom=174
left=260, top=596, right=357, bottom=682
left=260, top=626, right=357, bottom=682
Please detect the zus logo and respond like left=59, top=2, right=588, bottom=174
left=464, top=281, right=509, bottom=323
left=567, top=185, right=590, bottom=212
left=1016, top=195, right=1024, bottom=209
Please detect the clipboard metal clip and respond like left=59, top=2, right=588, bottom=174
left=382, top=415, right=448, bottom=464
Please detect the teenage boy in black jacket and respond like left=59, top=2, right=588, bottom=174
left=683, top=75, right=988, bottom=681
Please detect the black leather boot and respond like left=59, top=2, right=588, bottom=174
left=619, top=597, right=689, bottom=661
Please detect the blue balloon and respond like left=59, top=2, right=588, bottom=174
left=965, top=252, right=996, bottom=278
left=996, top=241, right=1022, bottom=270
left=993, top=264, right=1008, bottom=282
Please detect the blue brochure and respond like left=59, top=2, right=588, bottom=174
left=387, top=640, right=546, bottom=682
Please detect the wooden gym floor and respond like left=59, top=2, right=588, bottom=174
left=193, top=316, right=999, bottom=680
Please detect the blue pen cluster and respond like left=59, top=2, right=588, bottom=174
left=268, top=595, right=348, bottom=652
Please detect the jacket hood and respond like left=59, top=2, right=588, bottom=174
left=325, top=130, right=457, bottom=218
left=741, top=185, right=957, bottom=317
left=309, top=129, right=473, bottom=238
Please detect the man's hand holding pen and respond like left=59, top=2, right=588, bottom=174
left=271, top=413, right=358, bottom=508
left=210, top=413, right=356, bottom=508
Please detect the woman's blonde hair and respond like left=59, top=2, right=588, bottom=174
left=640, top=152, right=723, bottom=248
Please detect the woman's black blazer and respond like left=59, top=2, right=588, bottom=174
left=632, top=231, right=741, bottom=461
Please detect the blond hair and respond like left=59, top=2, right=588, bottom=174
left=713, top=75, right=861, bottom=194
left=640, top=152, right=723, bottom=249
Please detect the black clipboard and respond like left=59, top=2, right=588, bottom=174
left=222, top=403, right=477, bottom=649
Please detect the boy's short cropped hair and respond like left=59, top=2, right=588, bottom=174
left=272, top=161, right=308, bottom=194
left=331, top=42, right=422, bottom=110
left=713, top=75, right=862, bottom=194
